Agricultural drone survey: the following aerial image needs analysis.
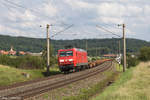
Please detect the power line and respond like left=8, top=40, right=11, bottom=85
left=4, top=0, right=71, bottom=27
left=96, top=25, right=121, bottom=38
left=99, top=22, right=120, bottom=29
left=2, top=0, right=65, bottom=25
left=4, top=0, right=39, bottom=14
left=1, top=0, right=72, bottom=37
left=0, top=1, right=14, bottom=11
left=51, top=24, right=74, bottom=38
left=0, top=2, right=44, bottom=38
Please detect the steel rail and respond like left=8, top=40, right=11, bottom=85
left=11, top=61, right=112, bottom=99
left=0, top=61, right=112, bottom=100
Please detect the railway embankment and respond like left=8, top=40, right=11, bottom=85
left=30, top=61, right=118, bottom=100
left=92, top=62, right=150, bottom=100
left=0, top=61, right=113, bottom=100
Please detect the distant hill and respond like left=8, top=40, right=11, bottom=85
left=0, top=35, right=149, bottom=56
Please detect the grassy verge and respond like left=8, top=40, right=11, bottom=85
left=116, top=63, right=123, bottom=72
left=93, top=62, right=150, bottom=100
left=0, top=64, right=60, bottom=86
left=62, top=70, right=120, bottom=100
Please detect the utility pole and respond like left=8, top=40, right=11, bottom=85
left=118, top=24, right=126, bottom=72
left=85, top=39, right=88, bottom=52
left=123, top=24, right=126, bottom=72
left=96, top=24, right=126, bottom=72
left=46, top=24, right=50, bottom=75
left=118, top=39, right=120, bottom=55
left=118, top=39, right=121, bottom=68
left=96, top=47, right=97, bottom=60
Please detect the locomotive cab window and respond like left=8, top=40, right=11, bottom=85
left=60, top=51, right=73, bottom=57
left=60, top=52, right=66, bottom=57
left=66, top=51, right=73, bottom=56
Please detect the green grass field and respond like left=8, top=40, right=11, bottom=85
left=93, top=62, right=150, bottom=100
left=0, top=64, right=60, bottom=86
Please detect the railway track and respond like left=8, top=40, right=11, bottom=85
left=0, top=61, right=112, bottom=100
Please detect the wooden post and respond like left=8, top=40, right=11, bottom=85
left=46, top=24, right=50, bottom=74
left=123, top=24, right=126, bottom=72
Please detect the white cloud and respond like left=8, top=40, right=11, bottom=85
left=75, top=1, right=94, bottom=8
left=126, top=5, right=143, bottom=16
left=0, top=0, right=150, bottom=40
left=97, top=3, right=125, bottom=17
left=39, top=2, right=58, bottom=17
left=22, top=10, right=37, bottom=21
left=97, top=3, right=142, bottom=17
left=144, top=5, right=150, bottom=16
left=0, top=25, right=5, bottom=32
left=98, top=17, right=124, bottom=24
left=6, top=9, right=36, bottom=22
left=64, top=0, right=94, bottom=9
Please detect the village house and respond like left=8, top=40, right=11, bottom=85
left=0, top=46, right=16, bottom=55
left=19, top=51, right=26, bottom=55
left=0, top=46, right=42, bottom=56
left=9, top=46, right=16, bottom=55
left=0, top=50, right=9, bottom=55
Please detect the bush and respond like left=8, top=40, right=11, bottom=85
left=0, top=55, right=11, bottom=65
left=127, top=56, right=139, bottom=68
left=16, top=56, right=46, bottom=69
left=139, top=46, right=150, bottom=61
left=0, top=55, right=46, bottom=69
left=91, top=57, right=97, bottom=61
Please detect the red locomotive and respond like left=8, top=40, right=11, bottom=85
left=58, top=48, right=88, bottom=73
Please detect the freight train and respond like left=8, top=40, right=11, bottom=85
left=58, top=48, right=112, bottom=73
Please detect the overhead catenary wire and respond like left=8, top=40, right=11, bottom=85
left=3, top=0, right=51, bottom=20
left=3, top=0, right=70, bottom=25
left=0, top=2, right=43, bottom=36
left=0, top=2, right=46, bottom=38
left=2, top=0, right=66, bottom=26
left=99, top=22, right=121, bottom=30
left=0, top=1, right=15, bottom=12
left=96, top=25, right=121, bottom=38
left=1, top=0, right=74, bottom=38
left=51, top=24, right=74, bottom=38
left=4, top=0, right=41, bottom=14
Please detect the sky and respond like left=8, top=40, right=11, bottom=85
left=0, top=0, right=150, bottom=41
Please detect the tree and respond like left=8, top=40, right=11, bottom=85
left=42, top=44, right=57, bottom=66
left=139, top=46, right=150, bottom=61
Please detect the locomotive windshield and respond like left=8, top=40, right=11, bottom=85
left=60, top=52, right=66, bottom=57
left=60, top=51, right=73, bottom=57
left=66, top=51, right=73, bottom=56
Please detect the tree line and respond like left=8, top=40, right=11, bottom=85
left=0, top=35, right=150, bottom=56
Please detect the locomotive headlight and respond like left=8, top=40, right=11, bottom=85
left=60, top=59, right=64, bottom=62
left=69, top=59, right=73, bottom=61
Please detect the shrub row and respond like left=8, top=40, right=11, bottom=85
left=126, top=54, right=139, bottom=68
left=0, top=55, right=47, bottom=69
left=138, top=46, right=150, bottom=61
left=123, top=46, right=150, bottom=68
